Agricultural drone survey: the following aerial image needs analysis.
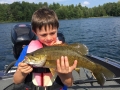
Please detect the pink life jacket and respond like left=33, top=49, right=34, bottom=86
left=27, top=40, right=55, bottom=87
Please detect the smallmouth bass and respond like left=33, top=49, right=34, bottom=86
left=23, top=43, right=115, bottom=86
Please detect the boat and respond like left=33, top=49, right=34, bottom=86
left=0, top=24, right=120, bottom=90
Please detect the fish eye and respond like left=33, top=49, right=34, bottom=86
left=31, top=53, right=34, bottom=56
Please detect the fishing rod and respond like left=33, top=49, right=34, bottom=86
left=73, top=77, right=120, bottom=84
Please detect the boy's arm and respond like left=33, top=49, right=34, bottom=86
left=13, top=45, right=33, bottom=84
left=56, top=56, right=77, bottom=87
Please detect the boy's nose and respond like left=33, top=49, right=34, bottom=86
left=46, top=35, right=52, bottom=40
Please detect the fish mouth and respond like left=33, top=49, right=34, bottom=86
left=23, top=56, right=47, bottom=67
left=30, top=60, right=46, bottom=67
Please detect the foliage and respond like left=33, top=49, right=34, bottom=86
left=0, top=1, right=120, bottom=22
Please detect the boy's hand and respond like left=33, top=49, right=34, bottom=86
left=56, top=56, right=77, bottom=86
left=56, top=56, right=77, bottom=74
left=13, top=62, right=33, bottom=84
left=54, top=38, right=62, bottom=45
left=18, top=62, right=33, bottom=75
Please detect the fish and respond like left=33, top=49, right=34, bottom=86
left=23, top=43, right=115, bottom=86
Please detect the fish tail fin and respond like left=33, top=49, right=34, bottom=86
left=92, top=65, right=115, bottom=86
left=93, top=72, right=106, bottom=86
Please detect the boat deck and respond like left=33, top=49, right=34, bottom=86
left=0, top=68, right=120, bottom=90
left=68, top=68, right=120, bottom=90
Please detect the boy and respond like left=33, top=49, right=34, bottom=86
left=13, top=8, right=77, bottom=90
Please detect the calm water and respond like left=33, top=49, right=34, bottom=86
left=0, top=17, right=120, bottom=70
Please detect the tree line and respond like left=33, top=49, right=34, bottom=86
left=0, top=1, right=120, bottom=22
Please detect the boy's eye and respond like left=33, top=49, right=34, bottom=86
left=41, top=34, right=47, bottom=37
left=50, top=32, right=55, bottom=35
left=40, top=32, right=56, bottom=37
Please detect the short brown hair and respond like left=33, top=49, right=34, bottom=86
left=31, top=8, right=59, bottom=32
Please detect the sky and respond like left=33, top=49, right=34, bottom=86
left=0, top=0, right=119, bottom=8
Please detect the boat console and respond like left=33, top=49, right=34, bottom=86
left=11, top=24, right=36, bottom=59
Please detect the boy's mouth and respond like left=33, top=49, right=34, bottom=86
left=46, top=43, right=53, bottom=46
left=45, top=41, right=54, bottom=46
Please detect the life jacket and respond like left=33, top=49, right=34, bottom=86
left=25, top=40, right=64, bottom=90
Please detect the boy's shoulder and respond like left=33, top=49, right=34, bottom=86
left=27, top=40, right=43, bottom=53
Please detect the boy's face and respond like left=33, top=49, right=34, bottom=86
left=35, top=25, right=58, bottom=46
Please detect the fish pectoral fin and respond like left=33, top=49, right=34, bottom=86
left=49, top=68, right=56, bottom=76
left=90, top=71, right=96, bottom=79
left=93, top=72, right=106, bottom=86
left=74, top=68, right=80, bottom=76
left=49, top=68, right=57, bottom=82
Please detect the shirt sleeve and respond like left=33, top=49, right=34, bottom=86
left=14, top=45, right=28, bottom=66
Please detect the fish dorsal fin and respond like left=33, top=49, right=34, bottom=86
left=50, top=43, right=89, bottom=55
left=69, top=43, right=89, bottom=55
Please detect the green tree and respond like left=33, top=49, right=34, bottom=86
left=0, top=1, right=120, bottom=22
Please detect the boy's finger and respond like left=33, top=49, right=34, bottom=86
left=25, top=66, right=33, bottom=72
left=56, top=41, right=62, bottom=44
left=21, top=66, right=33, bottom=74
left=55, top=38, right=62, bottom=44
left=64, top=56, right=69, bottom=69
left=56, top=59, right=61, bottom=71
left=19, top=62, right=27, bottom=67
left=71, top=60, right=78, bottom=70
left=61, top=56, right=65, bottom=70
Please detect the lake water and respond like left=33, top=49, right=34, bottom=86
left=0, top=17, right=120, bottom=70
